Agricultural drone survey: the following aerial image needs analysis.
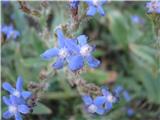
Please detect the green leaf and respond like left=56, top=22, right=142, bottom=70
left=32, top=102, right=52, bottom=115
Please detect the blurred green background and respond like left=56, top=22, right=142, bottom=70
left=1, top=1, right=160, bottom=120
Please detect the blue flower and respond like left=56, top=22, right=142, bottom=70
left=122, top=90, right=131, bottom=102
left=146, top=1, right=160, bottom=14
left=1, top=24, right=20, bottom=40
left=101, top=88, right=116, bottom=111
left=82, top=95, right=106, bottom=115
left=85, top=0, right=107, bottom=16
left=2, top=76, right=32, bottom=100
left=41, top=28, right=77, bottom=69
left=127, top=108, right=135, bottom=117
left=68, top=35, right=100, bottom=71
left=69, top=0, right=80, bottom=9
left=3, top=95, right=30, bottom=120
left=131, top=15, right=144, bottom=25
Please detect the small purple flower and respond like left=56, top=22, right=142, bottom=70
left=101, top=88, right=116, bottom=111
left=2, top=76, right=32, bottom=100
left=127, top=108, right=135, bottom=117
left=85, top=0, right=107, bottom=16
left=82, top=95, right=106, bottom=115
left=41, top=28, right=77, bottom=69
left=131, top=15, right=144, bottom=25
left=68, top=35, right=100, bottom=71
left=1, top=24, right=20, bottom=40
left=146, top=1, right=160, bottom=14
left=69, top=0, right=80, bottom=9
left=3, top=95, right=30, bottom=120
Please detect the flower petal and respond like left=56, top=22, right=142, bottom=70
left=52, top=58, right=64, bottom=69
left=56, top=28, right=65, bottom=48
left=10, top=95, right=18, bottom=105
left=101, top=88, right=110, bottom=96
left=105, top=102, right=112, bottom=111
left=3, top=110, right=13, bottom=119
left=65, top=38, right=79, bottom=53
left=97, top=6, right=105, bottom=16
left=68, top=55, right=84, bottom=71
left=3, top=96, right=11, bottom=105
left=86, top=55, right=100, bottom=68
left=15, top=112, right=22, bottom=120
left=96, top=107, right=105, bottom=115
left=16, top=76, right=23, bottom=92
left=2, top=82, right=15, bottom=93
left=93, top=96, right=106, bottom=106
left=18, top=105, right=30, bottom=114
left=123, top=91, right=131, bottom=102
left=41, top=48, right=59, bottom=60
left=77, top=35, right=88, bottom=46
left=87, top=5, right=97, bottom=16
left=82, top=95, right=93, bottom=106
left=22, top=91, right=32, bottom=99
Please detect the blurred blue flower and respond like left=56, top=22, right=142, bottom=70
left=146, top=1, right=160, bottom=14
left=3, top=95, right=30, bottom=120
left=131, top=15, right=144, bottom=25
left=41, top=28, right=77, bottom=69
left=82, top=95, right=106, bottom=115
left=127, top=108, right=135, bottom=117
left=69, top=0, right=80, bottom=9
left=1, top=24, right=20, bottom=40
left=85, top=0, right=107, bottom=16
left=101, top=88, right=116, bottom=111
left=68, top=35, right=100, bottom=71
left=2, top=76, right=32, bottom=100
left=123, top=90, right=131, bottom=102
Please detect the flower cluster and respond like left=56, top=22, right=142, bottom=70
left=2, top=76, right=32, bottom=120
left=146, top=0, right=160, bottom=14
left=82, top=87, right=118, bottom=115
left=41, top=28, right=100, bottom=71
left=1, top=24, right=20, bottom=40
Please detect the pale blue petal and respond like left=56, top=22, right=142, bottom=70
left=101, top=88, right=110, bottom=96
left=82, top=95, right=93, bottom=105
left=97, top=6, right=105, bottom=16
left=15, top=112, right=22, bottom=120
left=123, top=91, right=131, bottom=102
left=3, top=96, right=11, bottom=105
left=87, top=5, right=97, bottom=16
left=96, top=107, right=105, bottom=115
left=77, top=35, right=88, bottom=46
left=2, top=82, right=15, bottom=93
left=86, top=55, right=100, bottom=68
left=68, top=55, right=84, bottom=71
left=10, top=95, right=18, bottom=105
left=18, top=105, right=30, bottom=114
left=41, top=48, right=59, bottom=60
left=93, top=96, right=106, bottom=106
left=56, top=28, right=65, bottom=48
left=22, top=91, right=32, bottom=99
left=16, top=76, right=23, bottom=92
left=105, top=102, right=112, bottom=111
left=3, top=110, right=13, bottom=119
left=65, top=38, right=79, bottom=53
left=52, top=58, right=64, bottom=69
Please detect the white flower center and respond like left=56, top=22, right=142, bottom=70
left=88, top=104, right=97, bottom=113
left=107, top=94, right=115, bottom=103
left=93, top=0, right=99, bottom=6
left=80, top=44, right=92, bottom=56
left=59, top=48, right=68, bottom=58
left=9, top=105, right=17, bottom=114
left=13, top=90, right=20, bottom=97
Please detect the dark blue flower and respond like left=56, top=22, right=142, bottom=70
left=69, top=0, right=80, bottom=9
left=41, top=28, right=77, bottom=69
left=146, top=1, right=160, bottom=14
left=1, top=24, right=20, bottom=40
left=2, top=76, right=32, bottom=100
left=85, top=0, right=107, bottom=16
left=82, top=95, right=106, bottom=115
left=3, top=95, right=30, bottom=120
left=101, top=88, right=116, bottom=112
left=68, top=35, right=100, bottom=71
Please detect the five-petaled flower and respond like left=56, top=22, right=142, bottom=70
left=85, top=0, right=107, bottom=16
left=82, top=95, right=106, bottom=115
left=3, top=76, right=32, bottom=100
left=41, top=28, right=77, bottom=69
left=146, top=1, right=160, bottom=14
left=68, top=35, right=100, bottom=71
left=3, top=95, right=30, bottom=120
left=1, top=24, right=20, bottom=40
